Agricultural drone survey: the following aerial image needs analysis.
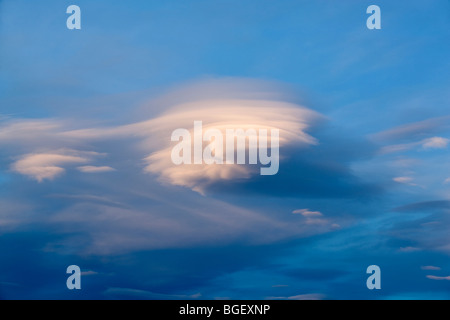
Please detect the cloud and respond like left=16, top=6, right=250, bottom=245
left=0, top=79, right=352, bottom=257
left=426, top=275, right=450, bottom=281
left=80, top=271, right=99, bottom=276
left=0, top=79, right=323, bottom=194
left=11, top=151, right=90, bottom=182
left=399, top=247, right=421, bottom=253
left=77, top=166, right=116, bottom=173
left=291, top=209, right=331, bottom=226
left=0, top=119, right=65, bottom=146
left=372, top=117, right=450, bottom=155
left=104, top=287, right=201, bottom=300
left=292, top=209, right=323, bottom=217
left=46, top=194, right=125, bottom=207
left=0, top=200, right=33, bottom=231
left=393, top=177, right=413, bottom=184
left=390, top=200, right=450, bottom=255
left=421, top=266, right=441, bottom=271
left=143, top=99, right=321, bottom=194
left=372, top=116, right=450, bottom=142
left=393, top=200, right=450, bottom=212
left=393, top=177, right=417, bottom=186
left=202, top=132, right=381, bottom=198
left=267, top=293, right=325, bottom=300
left=422, top=137, right=449, bottom=149
left=271, top=284, right=289, bottom=288
left=37, top=196, right=340, bottom=255
left=380, top=136, right=449, bottom=154
left=0, top=79, right=380, bottom=200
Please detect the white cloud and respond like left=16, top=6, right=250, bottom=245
left=11, top=151, right=90, bottom=182
left=393, top=177, right=417, bottom=186
left=393, top=176, right=412, bottom=183
left=422, top=137, right=449, bottom=149
left=142, top=96, right=322, bottom=194
left=291, top=208, right=335, bottom=228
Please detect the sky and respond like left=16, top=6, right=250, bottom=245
left=0, top=0, right=450, bottom=300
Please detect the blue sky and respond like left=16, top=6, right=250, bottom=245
left=1, top=0, right=450, bottom=299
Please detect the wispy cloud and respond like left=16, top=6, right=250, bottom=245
left=267, top=293, right=325, bottom=300
left=292, top=209, right=323, bottom=217
left=390, top=200, right=450, bottom=255
left=393, top=176, right=417, bottom=186
left=426, top=275, right=450, bottom=281
left=372, top=116, right=450, bottom=142
left=271, top=284, right=289, bottom=288
left=380, top=136, right=449, bottom=154
left=398, top=247, right=422, bottom=253
left=104, top=287, right=201, bottom=300
left=421, top=266, right=441, bottom=271
left=80, top=270, right=99, bottom=276
left=77, top=166, right=116, bottom=173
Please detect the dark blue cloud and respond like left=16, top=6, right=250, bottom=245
left=207, top=126, right=382, bottom=199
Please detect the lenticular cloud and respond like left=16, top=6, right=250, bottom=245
left=144, top=98, right=321, bottom=194
left=1, top=78, right=323, bottom=193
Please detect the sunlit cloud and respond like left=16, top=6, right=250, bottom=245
left=11, top=151, right=90, bottom=182
left=144, top=98, right=321, bottom=194
left=1, top=79, right=323, bottom=194
left=0, top=79, right=343, bottom=256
